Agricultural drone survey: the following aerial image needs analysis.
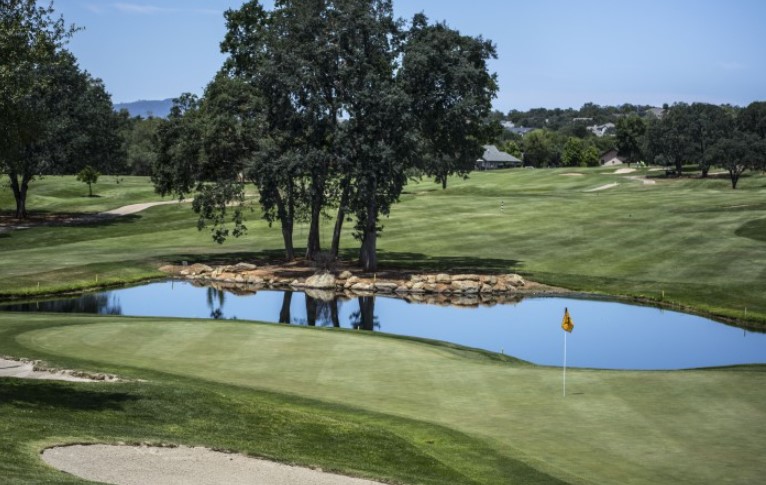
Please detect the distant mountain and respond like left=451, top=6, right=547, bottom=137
left=114, top=99, right=174, bottom=118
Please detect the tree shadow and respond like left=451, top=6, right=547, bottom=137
left=0, top=379, right=138, bottom=411
left=342, top=249, right=523, bottom=274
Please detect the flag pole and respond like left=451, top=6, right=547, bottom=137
left=563, top=330, right=567, bottom=397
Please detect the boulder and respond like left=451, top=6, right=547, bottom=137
left=338, top=270, right=353, bottom=280
left=235, top=262, right=257, bottom=271
left=452, top=274, right=480, bottom=282
left=480, top=283, right=494, bottom=294
left=411, top=282, right=426, bottom=293
left=395, top=285, right=409, bottom=293
left=451, top=280, right=481, bottom=293
left=246, top=275, right=264, bottom=285
left=374, top=282, right=399, bottom=293
left=424, top=283, right=439, bottom=293
left=493, top=282, right=510, bottom=293
left=305, top=273, right=337, bottom=289
left=426, top=275, right=437, bottom=284
left=351, top=282, right=374, bottom=292
left=435, top=284, right=452, bottom=294
left=305, top=288, right=335, bottom=302
left=410, top=274, right=425, bottom=283
left=290, top=280, right=306, bottom=288
left=505, top=274, right=525, bottom=287
left=189, top=263, right=213, bottom=275
left=436, top=273, right=452, bottom=284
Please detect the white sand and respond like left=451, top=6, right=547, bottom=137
left=42, top=445, right=384, bottom=485
left=613, top=168, right=636, bottom=174
left=101, top=200, right=183, bottom=216
left=559, top=173, right=584, bottom=177
left=0, top=358, right=100, bottom=382
left=585, top=183, right=619, bottom=192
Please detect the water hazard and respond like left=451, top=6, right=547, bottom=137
left=2, top=280, right=765, bottom=370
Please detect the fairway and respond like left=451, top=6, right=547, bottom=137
left=10, top=314, right=766, bottom=485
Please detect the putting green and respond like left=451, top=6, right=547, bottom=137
left=16, top=318, right=766, bottom=484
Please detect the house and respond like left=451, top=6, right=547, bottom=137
left=647, top=107, right=666, bottom=119
left=600, top=148, right=625, bottom=166
left=507, top=126, right=535, bottom=137
left=587, top=122, right=615, bottom=137
left=476, top=145, right=522, bottom=170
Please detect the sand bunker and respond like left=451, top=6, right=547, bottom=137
left=559, top=173, right=584, bottom=177
left=585, top=183, right=619, bottom=192
left=42, top=445, right=384, bottom=485
left=627, top=176, right=656, bottom=185
left=613, top=168, right=636, bottom=174
left=0, top=358, right=115, bottom=382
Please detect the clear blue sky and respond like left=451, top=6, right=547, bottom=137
left=55, top=0, right=766, bottom=111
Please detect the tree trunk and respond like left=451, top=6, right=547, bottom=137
left=9, top=173, right=29, bottom=219
left=275, top=190, right=295, bottom=261
left=305, top=176, right=324, bottom=260
left=729, top=168, right=741, bottom=189
left=88, top=183, right=93, bottom=197
left=701, top=167, right=709, bottom=178
left=279, top=291, right=293, bottom=324
left=674, top=157, right=683, bottom=177
left=359, top=180, right=378, bottom=272
left=331, top=178, right=351, bottom=258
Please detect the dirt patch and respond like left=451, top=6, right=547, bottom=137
left=42, top=445, right=384, bottom=485
left=0, top=358, right=118, bottom=382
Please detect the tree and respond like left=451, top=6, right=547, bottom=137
left=1, top=1, right=123, bottom=217
left=155, top=0, right=497, bottom=271
left=562, top=137, right=585, bottom=167
left=705, top=132, right=763, bottom=189
left=522, top=130, right=553, bottom=167
left=120, top=115, right=162, bottom=175
left=1, top=0, right=75, bottom=218
left=740, top=101, right=766, bottom=139
left=76, top=165, right=100, bottom=197
left=685, top=103, right=733, bottom=177
left=615, top=115, right=646, bottom=166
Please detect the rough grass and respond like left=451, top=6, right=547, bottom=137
left=5, top=168, right=765, bottom=324
left=4, top=313, right=766, bottom=484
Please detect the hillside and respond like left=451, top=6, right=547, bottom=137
left=114, top=98, right=174, bottom=118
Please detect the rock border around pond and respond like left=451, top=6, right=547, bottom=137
left=159, top=263, right=545, bottom=306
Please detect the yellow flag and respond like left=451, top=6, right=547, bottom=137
left=561, top=308, right=574, bottom=333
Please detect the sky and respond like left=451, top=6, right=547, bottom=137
left=52, top=0, right=766, bottom=112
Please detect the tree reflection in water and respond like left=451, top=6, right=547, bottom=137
left=349, top=296, right=379, bottom=331
left=0, top=293, right=122, bottom=315
left=206, top=287, right=226, bottom=319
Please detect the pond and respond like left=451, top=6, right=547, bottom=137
left=2, top=280, right=765, bottom=370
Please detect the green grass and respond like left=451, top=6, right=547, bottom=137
left=4, top=169, right=765, bottom=325
left=2, top=313, right=765, bottom=484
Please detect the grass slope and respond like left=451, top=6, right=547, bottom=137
left=2, top=169, right=765, bottom=323
left=5, top=313, right=766, bottom=484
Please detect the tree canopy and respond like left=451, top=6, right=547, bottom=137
left=154, top=0, right=498, bottom=271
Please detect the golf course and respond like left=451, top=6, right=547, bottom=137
left=1, top=167, right=765, bottom=484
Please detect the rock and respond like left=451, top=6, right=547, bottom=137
left=234, top=274, right=245, bottom=283
left=489, top=275, right=498, bottom=285
left=290, top=279, right=305, bottom=288
left=505, top=274, right=525, bottom=287
left=246, top=275, right=264, bottom=285
left=351, top=282, right=374, bottom=292
left=426, top=275, right=437, bottom=284
left=179, top=270, right=190, bottom=276
left=235, top=262, right=257, bottom=271
left=493, top=282, right=509, bottom=293
left=410, top=274, right=425, bottom=283
left=480, top=283, right=494, bottom=294
left=452, top=274, right=480, bottom=282
left=451, top=280, right=481, bottom=293
left=338, top=270, right=353, bottom=280
left=158, top=265, right=176, bottom=273
left=305, top=288, right=335, bottom=301
left=411, top=282, right=426, bottom=293
left=305, top=273, right=336, bottom=289
left=374, top=282, right=399, bottom=293
left=346, top=276, right=360, bottom=285
left=424, top=283, right=439, bottom=293
left=436, top=273, right=451, bottom=284
left=395, top=285, right=409, bottom=293
left=435, top=284, right=451, bottom=294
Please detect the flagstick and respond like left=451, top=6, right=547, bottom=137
left=563, top=331, right=567, bottom=398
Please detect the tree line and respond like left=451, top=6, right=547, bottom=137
left=151, top=0, right=498, bottom=271
left=488, top=102, right=766, bottom=186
